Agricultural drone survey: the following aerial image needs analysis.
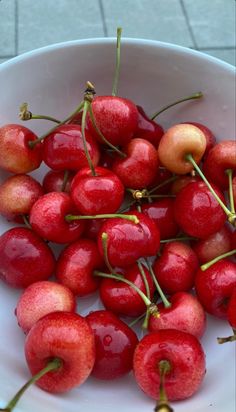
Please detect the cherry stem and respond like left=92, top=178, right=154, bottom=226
left=154, top=360, right=173, bottom=412
left=101, top=232, right=114, bottom=274
left=151, top=92, right=203, bottom=120
left=201, top=249, right=236, bottom=271
left=65, top=213, right=140, bottom=224
left=61, top=170, right=69, bottom=192
left=0, top=358, right=61, bottom=412
left=19, top=102, right=61, bottom=124
left=81, top=99, right=96, bottom=176
left=128, top=312, right=145, bottom=327
left=112, top=27, right=122, bottom=97
left=217, top=329, right=236, bottom=344
left=148, top=176, right=177, bottom=195
left=88, top=104, right=126, bottom=158
left=226, top=169, right=235, bottom=214
left=185, top=153, right=236, bottom=225
left=21, top=215, right=31, bottom=229
left=146, top=260, right=171, bottom=308
left=137, top=261, right=151, bottom=300
left=160, top=236, right=196, bottom=244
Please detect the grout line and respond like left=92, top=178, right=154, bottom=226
left=14, top=0, right=19, bottom=55
left=179, top=0, right=198, bottom=50
left=98, top=0, right=108, bottom=37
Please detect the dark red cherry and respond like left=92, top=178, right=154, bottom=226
left=86, top=96, right=139, bottom=146
left=29, top=192, right=85, bottom=244
left=227, top=287, right=236, bottom=329
left=112, top=138, right=159, bottom=189
left=86, top=310, right=138, bottom=380
left=192, top=225, right=232, bottom=264
left=70, top=167, right=125, bottom=215
left=42, top=170, right=75, bottom=193
left=84, top=218, right=106, bottom=240
left=134, top=105, right=164, bottom=148
left=174, top=181, right=226, bottom=239
left=0, top=227, right=55, bottom=288
left=42, top=124, right=100, bottom=171
left=56, top=238, right=103, bottom=296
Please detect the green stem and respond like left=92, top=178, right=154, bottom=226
left=81, top=100, right=96, bottom=176
left=149, top=176, right=177, bottom=195
left=65, top=213, right=139, bottom=224
left=226, top=169, right=235, bottom=214
left=160, top=236, right=196, bottom=244
left=112, top=27, right=122, bottom=96
left=1, top=358, right=61, bottom=412
left=88, top=105, right=126, bottom=158
left=61, top=170, right=69, bottom=192
left=101, top=232, right=114, bottom=274
left=137, top=261, right=150, bottom=300
left=217, top=329, right=236, bottom=344
left=21, top=215, right=31, bottom=229
left=30, top=114, right=61, bottom=123
left=19, top=103, right=61, bottom=124
left=154, top=360, right=173, bottom=412
left=128, top=312, right=145, bottom=327
left=28, top=101, right=84, bottom=148
left=146, top=261, right=171, bottom=308
left=186, top=154, right=235, bottom=222
left=201, top=249, right=236, bottom=271
left=151, top=92, right=203, bottom=120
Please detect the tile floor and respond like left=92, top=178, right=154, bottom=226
left=0, top=0, right=235, bottom=65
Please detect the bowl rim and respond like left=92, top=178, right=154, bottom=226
left=0, top=37, right=235, bottom=73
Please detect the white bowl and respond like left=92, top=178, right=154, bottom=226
left=0, top=39, right=235, bottom=412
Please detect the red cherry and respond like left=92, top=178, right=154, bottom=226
left=153, top=241, right=199, bottom=294
left=86, top=310, right=138, bottom=379
left=148, top=167, right=173, bottom=193
left=25, top=312, right=95, bottom=393
left=233, top=176, right=236, bottom=205
left=0, top=174, right=44, bottom=221
left=15, top=281, right=76, bottom=333
left=141, top=198, right=179, bottom=240
left=195, top=259, right=236, bottom=319
left=133, top=329, right=206, bottom=400
left=203, top=140, right=236, bottom=190
left=56, top=238, right=104, bottom=296
left=184, top=122, right=216, bottom=156
left=227, top=287, right=236, bottom=329
left=99, top=264, right=155, bottom=317
left=231, top=230, right=236, bottom=249
left=0, top=227, right=55, bottom=288
left=192, top=225, right=233, bottom=264
left=112, top=138, right=159, bottom=189
left=174, top=181, right=226, bottom=239
left=97, top=212, right=160, bottom=267
left=134, top=105, right=164, bottom=148
left=42, top=170, right=75, bottom=193
left=148, top=292, right=206, bottom=338
left=0, top=124, right=42, bottom=173
left=86, top=96, right=138, bottom=146
left=70, top=167, right=124, bottom=215
left=43, top=124, right=100, bottom=171
left=170, top=175, right=200, bottom=195
left=29, top=192, right=85, bottom=244
left=84, top=218, right=106, bottom=240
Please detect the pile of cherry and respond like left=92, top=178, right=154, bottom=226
left=0, top=33, right=236, bottom=412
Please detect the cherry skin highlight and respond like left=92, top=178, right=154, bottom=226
left=86, top=310, right=138, bottom=380
left=56, top=238, right=104, bottom=297
left=0, top=227, right=55, bottom=288
left=15, top=281, right=76, bottom=333
left=71, top=167, right=125, bottom=215
left=0, top=124, right=42, bottom=173
left=133, top=329, right=206, bottom=401
left=29, top=192, right=85, bottom=244
left=25, top=311, right=95, bottom=393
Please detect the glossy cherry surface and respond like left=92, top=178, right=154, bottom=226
left=97, top=211, right=160, bottom=267
left=134, top=105, right=164, bottom=148
left=56, top=238, right=104, bottom=296
left=133, top=329, right=206, bottom=400
left=0, top=227, right=55, bottom=288
left=29, top=192, right=85, bottom=243
left=195, top=259, right=236, bottom=319
left=71, top=166, right=124, bottom=215
left=86, top=310, right=138, bottom=379
left=174, top=181, right=226, bottom=239
left=192, top=225, right=232, bottom=264
left=43, top=124, right=100, bottom=171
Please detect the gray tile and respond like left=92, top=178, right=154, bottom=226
left=18, top=0, right=104, bottom=54
left=183, top=0, right=236, bottom=48
left=102, top=0, right=194, bottom=47
left=200, top=48, right=236, bottom=66
left=0, top=0, right=16, bottom=55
